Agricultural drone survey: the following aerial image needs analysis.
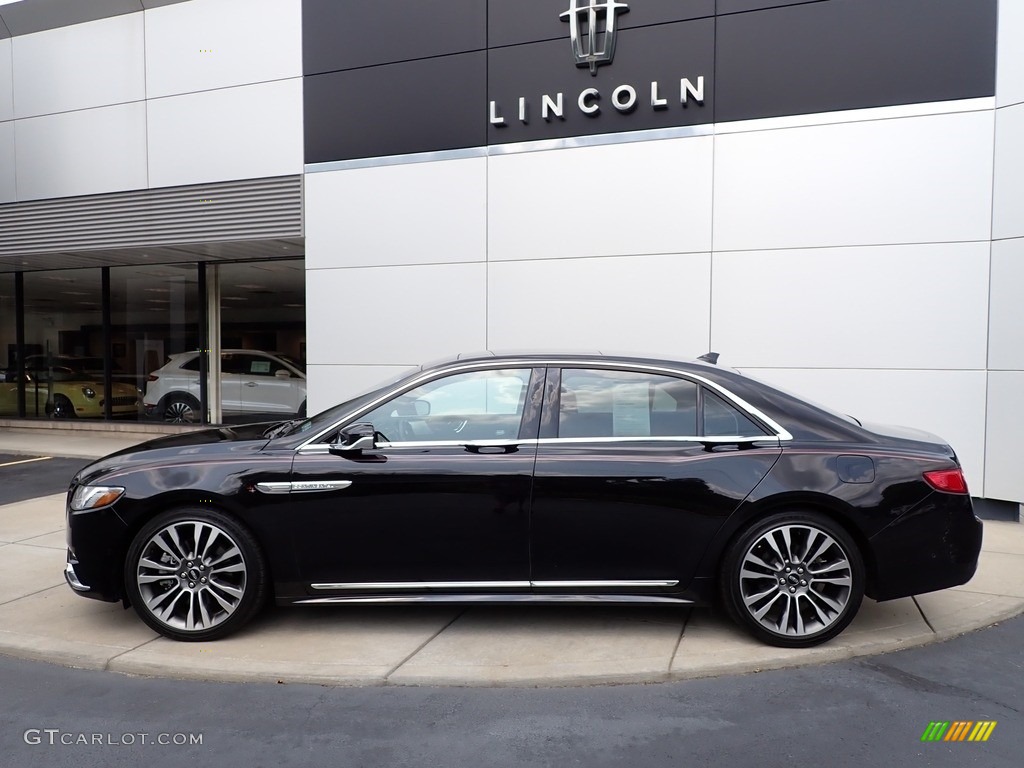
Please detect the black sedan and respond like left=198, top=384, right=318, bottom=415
left=64, top=352, right=982, bottom=648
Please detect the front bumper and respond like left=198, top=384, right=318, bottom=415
left=64, top=561, right=91, bottom=593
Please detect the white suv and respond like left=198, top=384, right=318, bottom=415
left=145, top=350, right=306, bottom=423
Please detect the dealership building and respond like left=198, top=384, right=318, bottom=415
left=0, top=0, right=1021, bottom=509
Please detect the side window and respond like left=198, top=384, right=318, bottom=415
left=559, top=369, right=698, bottom=438
left=702, top=389, right=768, bottom=437
left=360, top=368, right=532, bottom=443
left=180, top=356, right=201, bottom=372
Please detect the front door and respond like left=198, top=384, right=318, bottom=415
left=288, top=367, right=544, bottom=592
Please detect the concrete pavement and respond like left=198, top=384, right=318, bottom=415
left=0, top=424, right=1022, bottom=687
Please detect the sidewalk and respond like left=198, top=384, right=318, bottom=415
left=0, top=426, right=1022, bottom=687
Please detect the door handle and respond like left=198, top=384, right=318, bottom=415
left=463, top=440, right=520, bottom=454
left=244, top=381, right=258, bottom=387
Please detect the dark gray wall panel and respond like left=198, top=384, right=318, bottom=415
left=717, top=0, right=826, bottom=14
left=487, top=0, right=715, bottom=48
left=305, top=51, right=487, bottom=163
left=715, top=0, right=997, bottom=123
left=487, top=19, right=714, bottom=145
left=304, top=0, right=486, bottom=75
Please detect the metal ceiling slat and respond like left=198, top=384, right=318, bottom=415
left=0, top=176, right=303, bottom=257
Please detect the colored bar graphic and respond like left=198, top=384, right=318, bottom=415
left=921, top=721, right=996, bottom=742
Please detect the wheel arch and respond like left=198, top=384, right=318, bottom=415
left=118, top=491, right=274, bottom=606
left=697, top=493, right=879, bottom=599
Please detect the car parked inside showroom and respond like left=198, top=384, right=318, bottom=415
left=1, top=355, right=140, bottom=418
left=65, top=352, right=982, bottom=647
left=144, top=349, right=306, bottom=423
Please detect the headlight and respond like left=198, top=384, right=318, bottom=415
left=81, top=387, right=96, bottom=399
left=70, top=485, right=125, bottom=511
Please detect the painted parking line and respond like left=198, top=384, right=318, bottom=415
left=0, top=457, right=53, bottom=469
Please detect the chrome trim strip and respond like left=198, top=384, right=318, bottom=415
left=311, top=581, right=532, bottom=591
left=359, top=436, right=776, bottom=451
left=64, top=563, right=90, bottom=592
left=532, top=579, right=679, bottom=588
left=295, top=594, right=693, bottom=606
left=486, top=125, right=713, bottom=156
left=256, top=481, right=352, bottom=494
left=310, top=579, right=676, bottom=591
left=296, top=357, right=792, bottom=452
left=305, top=147, right=488, bottom=173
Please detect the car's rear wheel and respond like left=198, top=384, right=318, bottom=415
left=162, top=394, right=200, bottom=423
left=124, top=507, right=267, bottom=641
left=48, top=394, right=77, bottom=419
left=720, top=511, right=864, bottom=648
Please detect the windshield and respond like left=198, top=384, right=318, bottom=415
left=283, top=366, right=421, bottom=438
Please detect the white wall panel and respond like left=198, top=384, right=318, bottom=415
left=488, top=253, right=711, bottom=357
left=306, top=364, right=415, bottom=414
left=0, top=38, right=12, bottom=122
left=147, top=78, right=302, bottom=188
left=714, top=110, right=995, bottom=251
left=985, top=371, right=1024, bottom=502
left=306, top=159, right=487, bottom=270
left=745, top=368, right=987, bottom=493
left=12, top=14, right=144, bottom=119
left=15, top=103, right=148, bottom=200
left=997, top=0, right=1024, bottom=108
left=988, top=237, right=1024, bottom=369
left=488, top=136, right=713, bottom=261
left=0, top=120, right=14, bottom=202
left=993, top=102, right=1024, bottom=241
left=712, top=242, right=990, bottom=370
left=145, top=0, right=302, bottom=98
left=306, top=263, right=486, bottom=366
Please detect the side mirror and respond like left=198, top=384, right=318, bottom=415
left=275, top=369, right=292, bottom=379
left=329, top=422, right=377, bottom=455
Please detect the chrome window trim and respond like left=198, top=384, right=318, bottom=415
left=309, top=579, right=677, bottom=591
left=295, top=358, right=793, bottom=453
left=298, top=435, right=779, bottom=455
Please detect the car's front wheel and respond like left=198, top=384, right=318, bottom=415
left=124, top=507, right=268, bottom=641
left=48, top=394, right=77, bottom=419
left=720, top=511, right=865, bottom=648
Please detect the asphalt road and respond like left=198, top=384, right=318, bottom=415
left=0, top=453, right=91, bottom=506
left=0, top=612, right=1020, bottom=768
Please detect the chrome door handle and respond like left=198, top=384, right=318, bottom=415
left=462, top=440, right=520, bottom=455
left=244, top=381, right=258, bottom=387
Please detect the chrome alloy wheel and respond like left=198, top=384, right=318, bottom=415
left=738, top=523, right=854, bottom=638
left=163, top=398, right=197, bottom=423
left=135, top=520, right=247, bottom=633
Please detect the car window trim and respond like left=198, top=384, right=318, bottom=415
left=295, top=358, right=794, bottom=452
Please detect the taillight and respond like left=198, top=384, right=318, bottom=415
left=923, top=468, right=969, bottom=495
left=147, top=374, right=159, bottom=382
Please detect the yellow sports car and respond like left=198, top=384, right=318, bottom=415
left=1, top=356, right=140, bottom=419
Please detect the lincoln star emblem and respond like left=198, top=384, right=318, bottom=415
left=561, top=0, right=630, bottom=75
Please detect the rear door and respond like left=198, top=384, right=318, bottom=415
left=529, top=366, right=782, bottom=593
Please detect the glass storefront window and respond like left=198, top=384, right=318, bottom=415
left=0, top=273, right=17, bottom=418
left=21, top=269, right=107, bottom=420
left=218, top=261, right=306, bottom=424
left=110, top=264, right=200, bottom=422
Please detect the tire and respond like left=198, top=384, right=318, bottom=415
left=48, top=394, right=77, bottom=419
left=162, top=394, right=200, bottom=423
left=124, top=507, right=268, bottom=642
left=719, top=511, right=865, bottom=648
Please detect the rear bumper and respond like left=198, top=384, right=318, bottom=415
left=866, top=492, right=983, bottom=601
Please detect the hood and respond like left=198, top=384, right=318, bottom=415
left=74, top=423, right=275, bottom=485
